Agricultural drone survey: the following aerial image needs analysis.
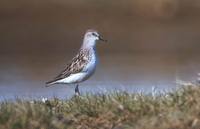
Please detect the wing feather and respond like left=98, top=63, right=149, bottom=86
left=46, top=49, right=90, bottom=86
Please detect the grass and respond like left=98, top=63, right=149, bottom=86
left=1, top=84, right=200, bottom=129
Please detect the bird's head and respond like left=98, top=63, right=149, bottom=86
left=82, top=29, right=107, bottom=48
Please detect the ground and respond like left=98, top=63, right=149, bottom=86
left=0, top=84, right=200, bottom=129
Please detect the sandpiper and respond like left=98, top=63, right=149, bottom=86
left=46, top=29, right=107, bottom=95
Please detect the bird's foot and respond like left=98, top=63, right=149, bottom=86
left=75, top=84, right=80, bottom=96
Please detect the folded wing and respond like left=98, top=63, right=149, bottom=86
left=46, top=49, right=90, bottom=86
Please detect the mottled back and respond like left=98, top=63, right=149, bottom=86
left=47, top=49, right=91, bottom=84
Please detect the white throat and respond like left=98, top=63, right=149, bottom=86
left=81, top=37, right=97, bottom=49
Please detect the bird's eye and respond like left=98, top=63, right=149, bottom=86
left=92, top=33, right=97, bottom=37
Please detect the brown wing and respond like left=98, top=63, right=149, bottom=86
left=46, top=49, right=90, bottom=85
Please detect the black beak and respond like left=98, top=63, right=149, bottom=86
left=99, top=36, right=107, bottom=42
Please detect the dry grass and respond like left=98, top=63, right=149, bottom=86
left=1, top=84, right=200, bottom=129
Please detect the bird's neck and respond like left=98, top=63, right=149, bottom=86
left=80, top=42, right=97, bottom=57
left=81, top=38, right=97, bottom=50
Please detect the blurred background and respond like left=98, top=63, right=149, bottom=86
left=0, top=0, right=200, bottom=100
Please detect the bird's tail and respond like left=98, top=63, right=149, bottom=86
left=45, top=80, right=57, bottom=87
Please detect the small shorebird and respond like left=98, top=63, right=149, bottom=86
left=46, top=29, right=107, bottom=95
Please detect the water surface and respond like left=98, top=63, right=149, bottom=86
left=0, top=54, right=199, bottom=100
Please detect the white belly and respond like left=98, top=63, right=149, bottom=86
left=55, top=73, right=89, bottom=84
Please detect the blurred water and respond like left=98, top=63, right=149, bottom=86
left=0, top=54, right=199, bottom=100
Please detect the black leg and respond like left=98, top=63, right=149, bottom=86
left=75, top=84, right=80, bottom=96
